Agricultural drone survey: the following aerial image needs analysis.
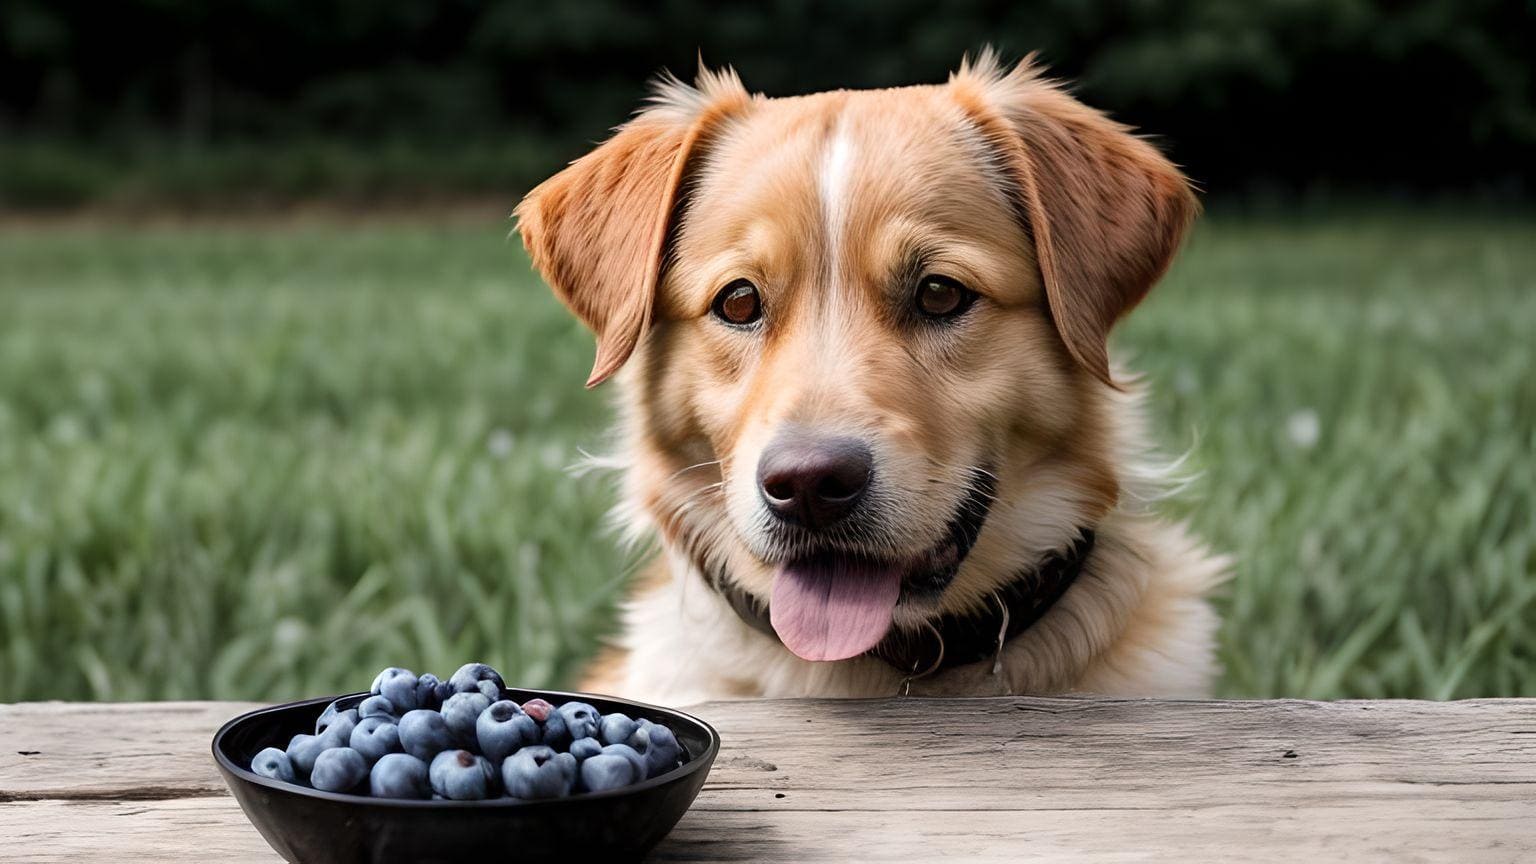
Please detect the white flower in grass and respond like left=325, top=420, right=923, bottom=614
left=1285, top=408, right=1320, bottom=449
left=486, top=428, right=514, bottom=459
left=1173, top=367, right=1198, bottom=395
left=1298, top=531, right=1323, bottom=567
left=274, top=618, right=307, bottom=651
left=50, top=413, right=83, bottom=443
left=540, top=442, right=565, bottom=469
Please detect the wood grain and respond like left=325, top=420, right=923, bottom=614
left=2, top=697, right=1533, bottom=862
left=0, top=701, right=261, bottom=801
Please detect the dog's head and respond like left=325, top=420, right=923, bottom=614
left=518, top=53, right=1196, bottom=663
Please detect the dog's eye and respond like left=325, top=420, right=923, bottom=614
left=913, top=275, right=976, bottom=320
left=711, top=279, right=762, bottom=327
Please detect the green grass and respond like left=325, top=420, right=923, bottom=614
left=0, top=212, right=1532, bottom=702
left=0, top=138, right=560, bottom=209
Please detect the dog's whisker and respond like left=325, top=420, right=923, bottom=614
left=661, top=459, right=724, bottom=486
left=922, top=479, right=999, bottom=504
left=657, top=482, right=725, bottom=528
left=660, top=490, right=725, bottom=530
left=675, top=458, right=724, bottom=474
left=967, top=465, right=1001, bottom=483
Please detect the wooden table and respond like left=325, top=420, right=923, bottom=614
left=2, top=697, right=1533, bottom=862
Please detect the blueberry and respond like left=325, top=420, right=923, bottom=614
left=511, top=697, right=571, bottom=747
left=556, top=701, right=602, bottom=741
left=316, top=708, right=358, bottom=749
left=311, top=747, right=369, bottom=793
left=429, top=750, right=498, bottom=800
left=629, top=722, right=684, bottom=776
left=599, top=743, right=648, bottom=782
left=251, top=747, right=295, bottom=782
left=448, top=663, right=505, bottom=697
left=369, top=666, right=409, bottom=694
left=477, top=700, right=538, bottom=763
left=475, top=679, right=502, bottom=702
left=521, top=697, right=554, bottom=723
left=369, top=753, right=430, bottom=799
left=414, top=673, right=445, bottom=711
left=531, top=705, right=570, bottom=749
left=286, top=733, right=336, bottom=779
left=579, top=753, right=638, bottom=793
left=397, top=709, right=454, bottom=761
left=372, top=667, right=420, bottom=713
left=598, top=712, right=638, bottom=746
left=500, top=745, right=577, bottom=799
left=427, top=749, right=460, bottom=789
left=569, top=737, right=602, bottom=761
left=349, top=716, right=402, bottom=764
left=358, top=695, right=398, bottom=721
left=628, top=717, right=656, bottom=747
left=316, top=700, right=357, bottom=736
left=440, top=691, right=491, bottom=749
left=316, top=698, right=340, bottom=729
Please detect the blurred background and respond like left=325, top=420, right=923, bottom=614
left=0, top=1, right=1531, bottom=703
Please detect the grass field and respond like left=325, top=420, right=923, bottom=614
left=1, top=211, right=1532, bottom=703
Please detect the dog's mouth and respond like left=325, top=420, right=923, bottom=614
left=768, top=468, right=996, bottom=662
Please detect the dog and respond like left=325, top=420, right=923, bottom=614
left=515, top=51, right=1227, bottom=704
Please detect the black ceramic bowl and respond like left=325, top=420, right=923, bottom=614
left=213, top=688, right=719, bottom=863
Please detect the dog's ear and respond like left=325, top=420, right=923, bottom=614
left=952, top=53, right=1198, bottom=387
left=516, top=72, right=748, bottom=387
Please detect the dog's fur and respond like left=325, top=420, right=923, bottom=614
left=516, top=52, right=1227, bottom=704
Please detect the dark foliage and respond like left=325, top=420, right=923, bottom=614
left=1, top=0, right=1530, bottom=202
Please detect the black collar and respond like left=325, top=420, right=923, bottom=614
left=715, top=529, right=1096, bottom=676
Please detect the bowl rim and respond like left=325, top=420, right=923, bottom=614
left=212, top=687, right=720, bottom=808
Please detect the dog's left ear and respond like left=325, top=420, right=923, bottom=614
left=952, top=53, right=1199, bottom=387
left=516, top=71, right=749, bottom=387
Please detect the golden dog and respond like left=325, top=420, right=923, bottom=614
left=516, top=52, right=1227, bottom=703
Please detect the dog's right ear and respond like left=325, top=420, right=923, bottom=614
left=516, top=71, right=748, bottom=388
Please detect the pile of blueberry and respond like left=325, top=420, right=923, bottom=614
left=247, top=663, right=684, bottom=800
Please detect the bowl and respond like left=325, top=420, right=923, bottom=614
left=213, top=687, right=719, bottom=863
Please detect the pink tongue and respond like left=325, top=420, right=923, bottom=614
left=770, top=558, right=902, bottom=662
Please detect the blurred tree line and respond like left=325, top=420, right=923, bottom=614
left=1, top=0, right=1530, bottom=207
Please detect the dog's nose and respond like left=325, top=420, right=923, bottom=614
left=757, top=434, right=873, bottom=530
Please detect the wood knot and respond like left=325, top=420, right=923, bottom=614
left=722, top=755, right=778, bottom=771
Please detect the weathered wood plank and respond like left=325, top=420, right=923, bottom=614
left=0, top=701, right=262, bottom=800
left=662, top=801, right=1536, bottom=862
left=686, top=697, right=1536, bottom=811
left=0, top=798, right=278, bottom=863
left=1, top=697, right=1533, bottom=862
left=0, top=793, right=1530, bottom=863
